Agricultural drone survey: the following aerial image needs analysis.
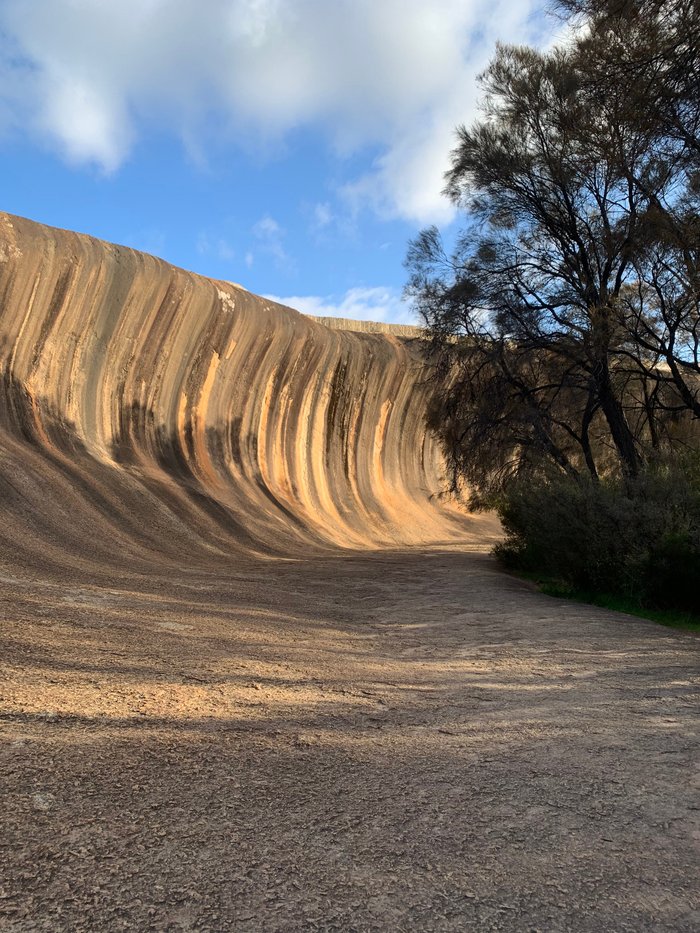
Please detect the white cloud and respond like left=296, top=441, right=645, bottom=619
left=0, top=0, right=551, bottom=222
left=252, top=213, right=293, bottom=269
left=312, top=202, right=333, bottom=230
left=217, top=239, right=236, bottom=261
left=267, top=286, right=414, bottom=325
left=196, top=232, right=235, bottom=260
left=41, top=78, right=132, bottom=173
left=253, top=215, right=283, bottom=239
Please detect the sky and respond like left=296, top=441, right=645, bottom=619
left=0, top=0, right=555, bottom=325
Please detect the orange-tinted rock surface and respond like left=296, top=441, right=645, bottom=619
left=0, top=211, right=493, bottom=574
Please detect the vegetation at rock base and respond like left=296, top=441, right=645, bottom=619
left=526, top=576, right=700, bottom=632
left=406, top=0, right=700, bottom=617
left=496, top=462, right=700, bottom=621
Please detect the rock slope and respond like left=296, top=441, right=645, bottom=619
left=0, top=212, right=493, bottom=573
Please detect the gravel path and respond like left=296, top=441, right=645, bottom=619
left=1, top=549, right=698, bottom=932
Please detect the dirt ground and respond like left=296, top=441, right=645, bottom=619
left=1, top=548, right=698, bottom=932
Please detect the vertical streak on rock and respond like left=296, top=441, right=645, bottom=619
left=0, top=211, right=493, bottom=561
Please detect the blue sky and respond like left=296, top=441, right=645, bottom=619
left=1, top=0, right=554, bottom=324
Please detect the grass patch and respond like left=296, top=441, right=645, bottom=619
left=516, top=571, right=700, bottom=633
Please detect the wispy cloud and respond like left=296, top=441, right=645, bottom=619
left=0, top=0, right=552, bottom=224
left=266, top=286, right=414, bottom=325
left=252, top=214, right=293, bottom=270
left=312, top=201, right=333, bottom=230
left=217, top=239, right=235, bottom=261
left=197, top=231, right=236, bottom=262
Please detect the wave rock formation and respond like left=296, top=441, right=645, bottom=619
left=0, top=212, right=492, bottom=578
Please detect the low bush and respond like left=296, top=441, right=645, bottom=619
left=493, top=460, right=700, bottom=613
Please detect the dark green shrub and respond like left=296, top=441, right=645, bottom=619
left=645, top=533, right=700, bottom=612
left=494, top=461, right=700, bottom=613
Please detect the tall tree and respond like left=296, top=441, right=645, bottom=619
left=407, top=4, right=700, bottom=493
left=560, top=0, right=700, bottom=415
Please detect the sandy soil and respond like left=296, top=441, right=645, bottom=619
left=1, top=549, right=698, bottom=932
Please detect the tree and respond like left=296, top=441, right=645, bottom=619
left=406, top=5, right=700, bottom=495
left=558, top=0, right=700, bottom=161
left=560, top=0, right=700, bottom=420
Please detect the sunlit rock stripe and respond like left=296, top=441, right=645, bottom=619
left=306, top=315, right=424, bottom=338
left=0, top=211, right=492, bottom=570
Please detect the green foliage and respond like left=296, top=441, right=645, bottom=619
left=405, top=0, right=700, bottom=619
left=495, top=462, right=700, bottom=613
left=526, top=575, right=700, bottom=632
left=407, top=0, right=700, bottom=494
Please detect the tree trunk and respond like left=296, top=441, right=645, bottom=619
left=595, top=363, right=642, bottom=476
left=581, top=394, right=599, bottom=481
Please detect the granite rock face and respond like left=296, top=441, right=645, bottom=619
left=0, top=211, right=493, bottom=570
